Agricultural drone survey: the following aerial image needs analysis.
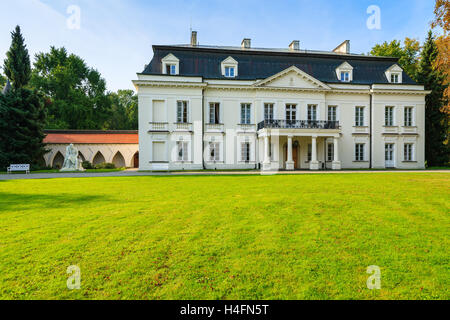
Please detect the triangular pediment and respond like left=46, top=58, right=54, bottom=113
left=222, top=56, right=238, bottom=65
left=161, top=53, right=179, bottom=63
left=386, top=64, right=403, bottom=72
left=337, top=61, right=353, bottom=70
left=253, top=66, right=330, bottom=90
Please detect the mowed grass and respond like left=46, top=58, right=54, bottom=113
left=0, top=173, right=448, bottom=300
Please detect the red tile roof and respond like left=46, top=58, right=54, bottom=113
left=43, top=130, right=138, bottom=144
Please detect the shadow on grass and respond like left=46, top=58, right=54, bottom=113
left=0, top=192, right=112, bottom=212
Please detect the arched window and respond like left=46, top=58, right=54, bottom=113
left=52, top=151, right=64, bottom=169
left=78, top=151, right=86, bottom=162
left=92, top=151, right=106, bottom=166
left=112, top=151, right=126, bottom=168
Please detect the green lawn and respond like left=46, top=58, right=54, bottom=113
left=0, top=173, right=448, bottom=300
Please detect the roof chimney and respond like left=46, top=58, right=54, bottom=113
left=289, top=40, right=300, bottom=51
left=333, top=40, right=350, bottom=54
left=241, top=38, right=251, bottom=49
left=190, top=31, right=198, bottom=46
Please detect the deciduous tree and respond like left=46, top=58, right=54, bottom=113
left=30, top=47, right=111, bottom=129
left=104, top=90, right=138, bottom=130
left=370, top=38, right=421, bottom=79
left=432, top=0, right=450, bottom=114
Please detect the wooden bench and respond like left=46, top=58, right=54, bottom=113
left=7, top=164, right=30, bottom=174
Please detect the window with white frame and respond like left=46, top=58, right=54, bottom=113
left=385, top=106, right=394, bottom=126
left=166, top=64, right=176, bottom=75
left=327, top=143, right=334, bottom=162
left=177, top=141, right=188, bottom=161
left=355, top=143, right=365, bottom=161
left=209, top=142, right=220, bottom=161
left=307, top=144, right=312, bottom=162
left=308, top=105, right=317, bottom=121
left=328, top=106, right=337, bottom=122
left=404, top=107, right=414, bottom=127
left=264, top=103, right=274, bottom=121
left=225, top=66, right=235, bottom=78
left=209, top=103, right=220, bottom=124
left=340, top=71, right=350, bottom=82
left=391, top=73, right=399, bottom=83
left=177, top=101, right=189, bottom=123
left=404, top=143, right=414, bottom=161
left=241, top=142, right=250, bottom=162
left=286, top=104, right=296, bottom=122
left=241, top=104, right=251, bottom=124
left=355, top=107, right=365, bottom=126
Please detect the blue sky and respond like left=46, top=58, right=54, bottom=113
left=0, top=0, right=436, bottom=91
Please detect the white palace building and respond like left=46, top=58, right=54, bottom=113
left=133, top=32, right=430, bottom=171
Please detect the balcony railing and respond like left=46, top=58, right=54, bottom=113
left=149, top=122, right=168, bottom=131
left=174, top=122, right=193, bottom=131
left=237, top=123, right=256, bottom=131
left=257, top=120, right=340, bottom=130
left=206, top=123, right=224, bottom=132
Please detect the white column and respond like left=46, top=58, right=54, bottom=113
left=332, top=136, right=341, bottom=170
left=263, top=134, right=271, bottom=171
left=286, top=135, right=294, bottom=170
left=310, top=135, right=319, bottom=170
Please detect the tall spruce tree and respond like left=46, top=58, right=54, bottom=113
left=3, top=26, right=31, bottom=89
left=0, top=26, right=47, bottom=170
left=416, top=31, right=450, bottom=166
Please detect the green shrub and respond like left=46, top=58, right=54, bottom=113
left=82, top=161, right=93, bottom=169
left=94, top=162, right=116, bottom=169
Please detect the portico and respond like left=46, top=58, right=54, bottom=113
left=258, top=121, right=341, bottom=171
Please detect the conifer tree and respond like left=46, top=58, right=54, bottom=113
left=0, top=26, right=47, bottom=170
left=416, top=31, right=449, bottom=166
left=3, top=26, right=31, bottom=89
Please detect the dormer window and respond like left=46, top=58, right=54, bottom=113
left=225, top=66, right=235, bottom=78
left=385, top=64, right=403, bottom=84
left=161, top=53, right=179, bottom=75
left=221, top=56, right=238, bottom=78
left=391, top=74, right=399, bottom=83
left=336, top=61, right=353, bottom=82
left=166, top=64, right=176, bottom=75
left=340, top=71, right=350, bottom=82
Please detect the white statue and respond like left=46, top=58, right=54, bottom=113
left=60, top=144, right=84, bottom=172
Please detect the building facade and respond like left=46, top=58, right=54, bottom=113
left=43, top=130, right=139, bottom=169
left=134, top=34, right=429, bottom=171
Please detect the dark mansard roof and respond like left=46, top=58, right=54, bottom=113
left=141, top=44, right=417, bottom=85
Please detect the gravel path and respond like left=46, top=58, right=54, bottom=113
left=0, top=169, right=448, bottom=180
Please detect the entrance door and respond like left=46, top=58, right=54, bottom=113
left=385, top=143, right=395, bottom=168
left=293, top=146, right=298, bottom=169
left=133, top=152, right=139, bottom=168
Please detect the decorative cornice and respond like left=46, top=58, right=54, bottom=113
left=133, top=80, right=207, bottom=88
left=371, top=89, right=431, bottom=96
left=133, top=80, right=430, bottom=96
